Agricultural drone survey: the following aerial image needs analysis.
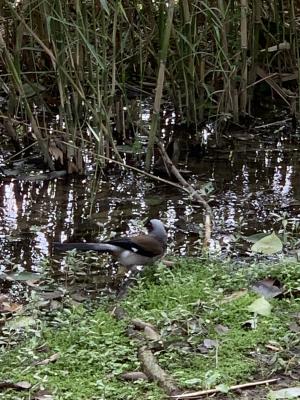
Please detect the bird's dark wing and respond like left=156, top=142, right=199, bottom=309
left=105, top=235, right=163, bottom=258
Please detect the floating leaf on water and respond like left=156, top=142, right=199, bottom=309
left=251, top=232, right=283, bottom=254
left=248, top=297, right=272, bottom=316
left=269, top=387, right=300, bottom=399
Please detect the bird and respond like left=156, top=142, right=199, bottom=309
left=53, top=219, right=167, bottom=268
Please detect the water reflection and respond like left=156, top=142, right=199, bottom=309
left=0, top=127, right=299, bottom=279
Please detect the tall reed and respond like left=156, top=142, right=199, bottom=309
left=0, top=0, right=298, bottom=172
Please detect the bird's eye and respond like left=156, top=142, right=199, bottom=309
left=145, top=221, right=153, bottom=230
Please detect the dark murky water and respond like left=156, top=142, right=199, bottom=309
left=0, top=111, right=300, bottom=297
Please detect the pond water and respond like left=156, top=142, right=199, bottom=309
left=0, top=110, right=299, bottom=297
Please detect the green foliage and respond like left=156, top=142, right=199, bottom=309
left=0, top=258, right=299, bottom=398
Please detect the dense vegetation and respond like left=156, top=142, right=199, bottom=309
left=0, top=0, right=299, bottom=172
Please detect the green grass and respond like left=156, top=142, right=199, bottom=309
left=0, top=258, right=299, bottom=399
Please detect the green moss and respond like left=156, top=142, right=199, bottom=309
left=0, top=258, right=299, bottom=398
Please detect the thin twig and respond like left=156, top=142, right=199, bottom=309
left=155, top=140, right=212, bottom=248
left=170, top=378, right=279, bottom=399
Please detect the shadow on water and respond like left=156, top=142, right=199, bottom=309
left=0, top=111, right=300, bottom=298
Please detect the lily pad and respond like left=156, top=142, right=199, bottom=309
left=251, top=232, right=283, bottom=255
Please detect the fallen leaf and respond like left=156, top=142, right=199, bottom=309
left=220, top=289, right=248, bottom=304
left=34, top=353, right=60, bottom=366
left=33, top=389, right=53, bottom=399
left=203, top=339, right=217, bottom=349
left=216, top=383, right=230, bottom=393
left=214, top=324, right=230, bottom=335
left=251, top=278, right=283, bottom=299
left=251, top=232, right=283, bottom=254
left=269, top=387, right=300, bottom=399
left=248, top=297, right=272, bottom=316
left=0, top=302, right=23, bottom=313
left=120, top=372, right=148, bottom=381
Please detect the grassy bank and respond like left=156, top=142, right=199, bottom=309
left=0, top=258, right=299, bottom=399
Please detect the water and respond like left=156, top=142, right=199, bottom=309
left=0, top=112, right=299, bottom=296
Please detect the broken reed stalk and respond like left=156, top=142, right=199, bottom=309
left=145, top=0, right=175, bottom=171
left=240, top=0, right=248, bottom=113
left=155, top=140, right=212, bottom=249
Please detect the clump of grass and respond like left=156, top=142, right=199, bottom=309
left=0, top=308, right=164, bottom=400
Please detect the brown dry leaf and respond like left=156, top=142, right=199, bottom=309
left=220, top=289, right=248, bottom=304
left=34, top=353, right=60, bottom=366
left=214, top=324, right=230, bottom=335
left=0, top=302, right=23, bottom=313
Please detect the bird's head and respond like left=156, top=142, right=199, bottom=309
left=145, top=219, right=167, bottom=246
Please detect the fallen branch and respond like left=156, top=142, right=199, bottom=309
left=156, top=140, right=212, bottom=248
left=139, top=346, right=181, bottom=396
left=170, top=377, right=279, bottom=399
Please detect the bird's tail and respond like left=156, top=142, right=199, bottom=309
left=53, top=242, right=117, bottom=253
